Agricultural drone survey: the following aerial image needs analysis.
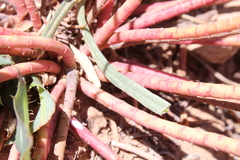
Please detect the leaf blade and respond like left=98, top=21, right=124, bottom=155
left=29, top=76, right=55, bottom=133
left=12, top=70, right=32, bottom=160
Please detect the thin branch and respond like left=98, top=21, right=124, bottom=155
left=53, top=69, right=78, bottom=160
left=0, top=36, right=76, bottom=67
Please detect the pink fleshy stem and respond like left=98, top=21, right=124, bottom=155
left=7, top=0, right=28, bottom=19
left=120, top=72, right=240, bottom=102
left=180, top=34, right=240, bottom=46
left=109, top=34, right=240, bottom=49
left=147, top=33, right=240, bottom=47
left=180, top=94, right=240, bottom=111
left=0, top=48, right=45, bottom=59
left=0, top=36, right=75, bottom=67
left=78, top=77, right=240, bottom=157
left=32, top=79, right=67, bottom=160
left=96, top=0, right=116, bottom=28
left=82, top=0, right=142, bottom=55
left=23, top=0, right=42, bottom=32
left=70, top=117, right=122, bottom=160
left=94, top=65, right=240, bottom=110
left=132, top=0, right=232, bottom=16
left=0, top=26, right=36, bottom=36
left=109, top=61, right=187, bottom=81
left=0, top=59, right=61, bottom=83
left=116, top=0, right=232, bottom=31
left=94, top=0, right=141, bottom=45
left=7, top=144, right=20, bottom=160
left=86, top=0, right=107, bottom=26
left=132, top=1, right=178, bottom=16
left=103, top=16, right=240, bottom=48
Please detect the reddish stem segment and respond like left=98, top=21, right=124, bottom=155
left=70, top=117, right=121, bottom=160
left=94, top=0, right=141, bottom=45
left=0, top=27, right=36, bottom=36
left=0, top=48, right=38, bottom=58
left=109, top=61, right=187, bottom=81
left=79, top=77, right=240, bottom=157
left=116, top=0, right=232, bottom=31
left=120, top=72, right=240, bottom=101
left=0, top=36, right=75, bottom=67
left=104, top=16, right=240, bottom=47
left=86, top=0, right=107, bottom=26
left=7, top=0, right=28, bottom=19
left=132, top=1, right=173, bottom=16
left=0, top=60, right=61, bottom=83
left=23, top=0, right=42, bottom=31
left=96, top=0, right=116, bottom=28
left=180, top=35, right=240, bottom=46
left=7, top=144, right=20, bottom=160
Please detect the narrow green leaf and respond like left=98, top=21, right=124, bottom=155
left=12, top=70, right=32, bottom=160
left=76, top=1, right=171, bottom=115
left=29, top=76, right=55, bottom=132
left=41, top=0, right=75, bottom=38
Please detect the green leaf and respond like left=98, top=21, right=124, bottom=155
left=0, top=55, right=14, bottom=66
left=12, top=70, right=32, bottom=160
left=41, top=0, right=75, bottom=38
left=76, top=1, right=170, bottom=115
left=29, top=76, right=55, bottom=132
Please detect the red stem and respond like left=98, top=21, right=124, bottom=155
left=96, top=0, right=116, bottom=28
left=0, top=27, right=36, bottom=36
left=0, top=48, right=41, bottom=58
left=104, top=16, right=240, bottom=47
left=7, top=144, right=20, bottom=160
left=23, top=0, right=42, bottom=31
left=132, top=1, right=176, bottom=16
left=119, top=72, right=240, bottom=101
left=70, top=117, right=121, bottom=160
left=116, top=0, right=232, bottom=31
left=109, top=61, right=187, bottom=81
left=0, top=36, right=75, bottom=67
left=7, top=0, right=28, bottom=19
left=180, top=35, right=240, bottom=46
left=0, top=60, right=61, bottom=83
